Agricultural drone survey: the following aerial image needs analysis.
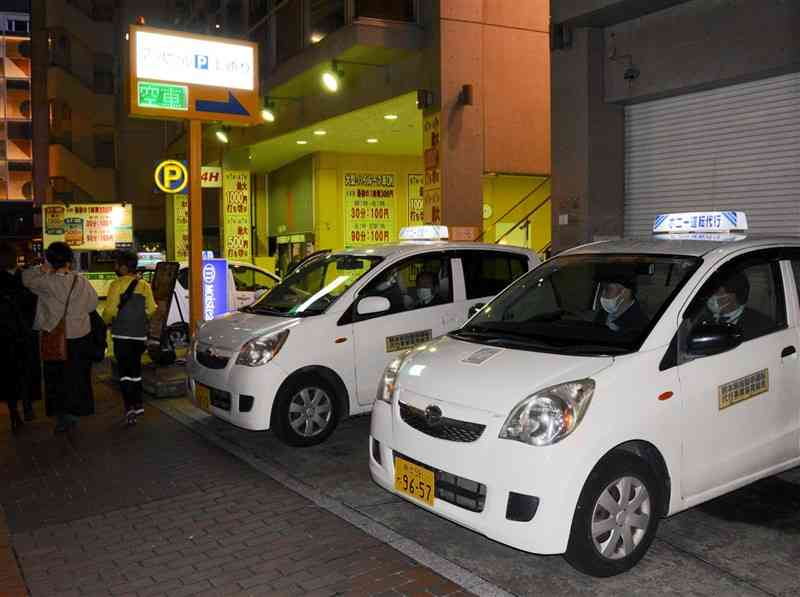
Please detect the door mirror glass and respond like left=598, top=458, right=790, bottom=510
left=357, top=296, right=391, bottom=316
left=687, top=323, right=743, bottom=357
left=468, top=302, right=486, bottom=318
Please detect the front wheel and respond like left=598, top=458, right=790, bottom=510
left=272, top=375, right=339, bottom=447
left=564, top=452, right=662, bottom=577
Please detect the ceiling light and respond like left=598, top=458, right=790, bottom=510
left=321, top=71, right=339, bottom=93
left=261, top=107, right=275, bottom=122
left=366, top=138, right=378, bottom=144
left=313, top=130, right=327, bottom=136
left=296, top=140, right=308, bottom=145
left=310, top=32, right=324, bottom=44
left=215, top=128, right=229, bottom=144
left=383, top=114, right=398, bottom=120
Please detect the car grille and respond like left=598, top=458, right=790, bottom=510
left=196, top=345, right=230, bottom=370
left=394, top=452, right=487, bottom=513
left=399, top=402, right=486, bottom=443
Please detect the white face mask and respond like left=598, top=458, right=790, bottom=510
left=600, top=293, right=624, bottom=315
left=417, top=288, right=433, bottom=304
left=707, top=295, right=723, bottom=316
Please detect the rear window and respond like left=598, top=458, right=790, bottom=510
left=461, top=251, right=529, bottom=299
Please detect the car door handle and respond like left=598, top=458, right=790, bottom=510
left=781, top=346, right=796, bottom=358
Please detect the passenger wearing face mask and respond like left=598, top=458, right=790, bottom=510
left=412, top=271, right=443, bottom=309
left=595, top=278, right=648, bottom=333
left=703, top=272, right=773, bottom=340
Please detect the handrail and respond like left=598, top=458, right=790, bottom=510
left=494, top=195, right=551, bottom=246
left=475, top=176, right=550, bottom=242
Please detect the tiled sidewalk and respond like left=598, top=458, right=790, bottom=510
left=0, top=369, right=471, bottom=597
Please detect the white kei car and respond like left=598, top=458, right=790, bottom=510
left=370, top=212, right=800, bottom=576
left=187, top=228, right=538, bottom=446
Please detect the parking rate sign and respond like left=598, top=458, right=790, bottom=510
left=201, top=258, right=228, bottom=320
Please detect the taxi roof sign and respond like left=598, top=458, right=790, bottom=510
left=653, top=211, right=748, bottom=234
left=399, top=225, right=449, bottom=241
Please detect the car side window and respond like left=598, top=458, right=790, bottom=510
left=360, top=254, right=453, bottom=317
left=461, top=251, right=529, bottom=299
left=231, top=266, right=255, bottom=291
left=253, top=270, right=278, bottom=292
left=684, top=256, right=786, bottom=344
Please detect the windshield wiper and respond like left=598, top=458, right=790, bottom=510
left=245, top=305, right=291, bottom=317
left=453, top=327, right=556, bottom=350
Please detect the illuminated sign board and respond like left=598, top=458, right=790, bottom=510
left=201, top=258, right=229, bottom=320
left=43, top=204, right=133, bottom=251
left=128, top=25, right=259, bottom=125
left=155, top=160, right=189, bottom=194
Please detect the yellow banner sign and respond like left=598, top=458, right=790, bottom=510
left=408, top=173, right=425, bottom=225
left=171, top=194, right=189, bottom=261
left=222, top=170, right=251, bottom=260
left=43, top=204, right=133, bottom=251
left=423, top=113, right=442, bottom=224
left=344, top=172, right=396, bottom=248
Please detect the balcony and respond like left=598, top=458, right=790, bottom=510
left=48, top=67, right=114, bottom=126
left=49, top=143, right=115, bottom=202
left=0, top=169, right=32, bottom=201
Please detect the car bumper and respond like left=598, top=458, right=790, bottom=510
left=187, top=354, right=288, bottom=431
left=368, top=399, right=585, bottom=555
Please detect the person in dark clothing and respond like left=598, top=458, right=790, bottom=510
left=703, top=272, right=774, bottom=340
left=595, top=279, right=649, bottom=333
left=0, top=242, right=31, bottom=433
left=410, top=271, right=445, bottom=309
left=102, top=251, right=156, bottom=425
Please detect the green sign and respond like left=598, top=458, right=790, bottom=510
left=137, top=81, right=189, bottom=111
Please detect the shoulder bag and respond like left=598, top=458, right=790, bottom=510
left=40, top=275, right=77, bottom=362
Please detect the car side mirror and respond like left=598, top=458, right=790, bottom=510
left=468, top=303, right=486, bottom=318
left=687, top=323, right=743, bottom=357
left=357, top=296, right=391, bottom=316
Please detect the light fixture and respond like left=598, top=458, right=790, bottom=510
left=366, top=138, right=378, bottom=144
left=321, top=70, right=340, bottom=93
left=296, top=140, right=308, bottom=145
left=383, top=114, right=398, bottom=120
left=309, top=31, right=324, bottom=44
left=261, top=107, right=275, bottom=122
left=313, top=130, right=327, bottom=136
left=124, top=32, right=130, bottom=41
left=215, top=127, right=229, bottom=144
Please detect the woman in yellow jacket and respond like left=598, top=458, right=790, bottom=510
left=102, top=251, right=157, bottom=425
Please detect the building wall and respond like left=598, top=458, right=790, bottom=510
left=482, top=175, right=552, bottom=255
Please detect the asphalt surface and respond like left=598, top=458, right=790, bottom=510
left=157, top=398, right=800, bottom=597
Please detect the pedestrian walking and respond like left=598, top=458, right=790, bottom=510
left=102, top=251, right=156, bottom=426
left=0, top=242, right=31, bottom=434
left=22, top=242, right=98, bottom=434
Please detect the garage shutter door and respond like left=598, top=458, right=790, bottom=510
left=624, top=72, right=800, bottom=236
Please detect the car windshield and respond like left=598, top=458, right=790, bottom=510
left=245, top=254, right=382, bottom=317
left=452, top=253, right=701, bottom=355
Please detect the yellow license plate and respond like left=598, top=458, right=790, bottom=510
left=394, top=456, right=435, bottom=507
left=196, top=384, right=211, bottom=413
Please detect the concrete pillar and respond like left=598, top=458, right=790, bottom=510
left=551, top=28, right=624, bottom=253
left=30, top=0, right=50, bottom=205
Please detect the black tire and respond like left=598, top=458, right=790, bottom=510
left=272, top=374, right=339, bottom=447
left=564, top=452, right=662, bottom=577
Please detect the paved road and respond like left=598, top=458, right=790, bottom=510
left=157, top=397, right=800, bottom=597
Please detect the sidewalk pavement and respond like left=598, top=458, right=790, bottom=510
left=0, top=365, right=472, bottom=597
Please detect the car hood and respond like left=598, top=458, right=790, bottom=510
left=196, top=311, right=298, bottom=351
left=397, top=335, right=614, bottom=416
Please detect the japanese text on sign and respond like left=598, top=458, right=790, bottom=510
left=43, top=204, right=133, bottom=251
left=222, top=170, right=251, bottom=260
left=408, top=173, right=425, bottom=225
left=344, top=172, right=396, bottom=248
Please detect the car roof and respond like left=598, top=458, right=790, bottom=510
left=562, top=235, right=800, bottom=258
left=333, top=241, right=536, bottom=259
left=139, top=260, right=277, bottom=275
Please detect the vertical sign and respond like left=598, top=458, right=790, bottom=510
left=407, top=173, right=425, bottom=225
left=222, top=170, right=251, bottom=260
left=423, top=113, right=441, bottom=224
left=201, top=258, right=229, bottom=320
left=343, top=172, right=396, bottom=248
left=171, top=195, right=189, bottom=261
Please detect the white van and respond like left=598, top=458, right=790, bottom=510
left=188, top=229, right=538, bottom=446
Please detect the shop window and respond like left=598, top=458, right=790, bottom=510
left=355, top=0, right=415, bottom=22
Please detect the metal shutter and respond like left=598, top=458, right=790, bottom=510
left=624, top=72, right=800, bottom=236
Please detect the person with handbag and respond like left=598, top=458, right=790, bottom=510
left=22, top=242, right=98, bottom=434
left=102, top=251, right=156, bottom=425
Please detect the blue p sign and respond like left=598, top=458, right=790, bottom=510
left=194, top=54, right=209, bottom=70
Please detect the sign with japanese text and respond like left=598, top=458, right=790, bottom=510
left=343, top=172, right=396, bottom=248
left=201, top=258, right=229, bottom=320
left=43, top=204, right=133, bottom=251
left=408, top=173, right=424, bottom=225
left=171, top=194, right=189, bottom=261
left=423, top=113, right=442, bottom=224
left=221, top=170, right=251, bottom=260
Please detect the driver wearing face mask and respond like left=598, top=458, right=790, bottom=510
left=412, top=271, right=443, bottom=309
left=704, top=272, right=773, bottom=340
left=595, top=278, right=648, bottom=333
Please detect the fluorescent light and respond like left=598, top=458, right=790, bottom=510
left=310, top=32, right=324, bottom=43
left=383, top=114, right=398, bottom=120
left=321, top=71, right=339, bottom=93
left=296, top=140, right=308, bottom=145
left=313, top=130, right=327, bottom=136
left=366, top=138, right=378, bottom=144
left=261, top=107, right=275, bottom=122
left=215, top=129, right=229, bottom=143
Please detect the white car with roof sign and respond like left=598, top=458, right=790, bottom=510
left=369, top=212, right=800, bottom=576
left=186, top=227, right=538, bottom=446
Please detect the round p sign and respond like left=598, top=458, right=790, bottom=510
left=154, top=160, right=189, bottom=193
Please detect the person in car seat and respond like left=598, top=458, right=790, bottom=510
left=703, top=271, right=774, bottom=340
left=412, top=271, right=445, bottom=309
left=595, top=277, right=648, bottom=333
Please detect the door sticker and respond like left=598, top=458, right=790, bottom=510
left=462, top=347, right=503, bottom=365
left=385, top=330, right=433, bottom=353
left=718, top=369, right=769, bottom=410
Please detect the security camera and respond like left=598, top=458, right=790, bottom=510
left=623, top=65, right=640, bottom=81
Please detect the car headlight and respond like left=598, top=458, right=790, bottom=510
left=376, top=352, right=410, bottom=404
left=236, top=329, right=289, bottom=367
left=499, top=379, right=595, bottom=446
